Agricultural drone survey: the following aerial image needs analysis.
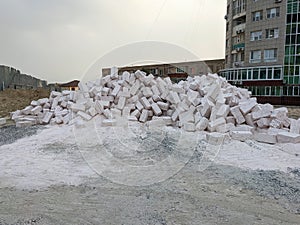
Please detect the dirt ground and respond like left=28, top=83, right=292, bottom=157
left=0, top=89, right=49, bottom=118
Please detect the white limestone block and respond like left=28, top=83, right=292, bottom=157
left=117, top=96, right=126, bottom=110
left=207, top=83, right=221, bottom=101
left=277, top=132, right=300, bottom=144
left=111, top=84, right=121, bottom=97
left=131, top=110, right=141, bottom=119
left=206, top=133, right=227, bottom=145
left=78, top=82, right=89, bottom=92
left=122, top=71, right=130, bottom=81
left=55, top=115, right=63, bottom=124
left=151, top=85, right=161, bottom=96
left=0, top=118, right=6, bottom=125
left=60, top=100, right=68, bottom=108
left=118, top=90, right=131, bottom=98
left=16, top=121, right=36, bottom=128
left=31, top=106, right=42, bottom=115
left=281, top=117, right=291, bottom=128
left=194, top=111, right=202, bottom=124
left=135, top=101, right=144, bottom=111
left=142, top=87, right=153, bottom=98
left=183, top=123, right=196, bottom=132
left=231, top=124, right=254, bottom=132
left=151, top=103, right=162, bottom=116
left=139, top=109, right=149, bottom=123
left=130, top=80, right=141, bottom=96
left=88, top=107, right=97, bottom=117
left=103, top=109, right=113, bottom=119
left=170, top=91, right=181, bottom=104
left=253, top=132, right=277, bottom=144
left=38, top=98, right=49, bottom=105
left=100, top=87, right=110, bottom=96
left=111, top=108, right=122, bottom=118
left=208, top=117, right=226, bottom=132
left=230, top=106, right=245, bottom=124
left=135, top=70, right=146, bottom=80
left=110, top=66, right=119, bottom=79
left=216, top=123, right=235, bottom=133
left=71, top=103, right=85, bottom=112
left=51, top=91, right=62, bottom=98
left=252, top=104, right=273, bottom=120
left=196, top=117, right=209, bottom=131
left=128, top=116, right=138, bottom=121
left=122, top=106, right=131, bottom=117
left=157, top=102, right=169, bottom=111
left=42, top=112, right=54, bottom=124
left=102, top=119, right=117, bottom=126
left=244, top=113, right=255, bottom=126
left=230, top=131, right=253, bottom=142
left=216, top=105, right=230, bottom=118
left=269, top=119, right=282, bottom=129
left=30, top=100, right=39, bottom=107
left=22, top=106, right=33, bottom=115
left=290, top=118, right=300, bottom=134
left=171, top=110, right=180, bottom=122
left=226, top=116, right=236, bottom=125
left=141, top=97, right=151, bottom=110
left=271, top=107, right=288, bottom=120
left=152, top=95, right=161, bottom=102
left=201, top=98, right=214, bottom=118
left=256, top=118, right=271, bottom=128
left=239, top=98, right=257, bottom=115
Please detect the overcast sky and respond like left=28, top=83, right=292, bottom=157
left=0, top=0, right=226, bottom=83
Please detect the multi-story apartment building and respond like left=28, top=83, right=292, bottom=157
left=220, top=0, right=300, bottom=105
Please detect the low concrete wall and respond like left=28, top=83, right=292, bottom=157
left=0, top=65, right=47, bottom=91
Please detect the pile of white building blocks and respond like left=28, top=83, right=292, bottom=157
left=11, top=67, right=300, bottom=144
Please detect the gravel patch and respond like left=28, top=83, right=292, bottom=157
left=0, top=125, right=43, bottom=146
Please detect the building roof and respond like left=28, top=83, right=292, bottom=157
left=59, top=80, right=80, bottom=87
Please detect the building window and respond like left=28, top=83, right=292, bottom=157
left=233, top=0, right=246, bottom=16
left=250, top=31, right=262, bottom=41
left=264, top=49, right=277, bottom=62
left=266, top=28, right=279, bottom=39
left=252, top=11, right=263, bottom=21
left=176, top=67, right=185, bottom=73
left=250, top=50, right=261, bottom=63
left=267, top=7, right=280, bottom=19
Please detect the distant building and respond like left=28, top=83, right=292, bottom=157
left=102, top=59, right=225, bottom=82
left=59, top=80, right=80, bottom=91
left=220, top=0, right=300, bottom=105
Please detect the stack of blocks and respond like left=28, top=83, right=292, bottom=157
left=11, top=67, right=300, bottom=144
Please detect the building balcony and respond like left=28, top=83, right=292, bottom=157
left=233, top=11, right=246, bottom=20
left=232, top=43, right=245, bottom=52
left=232, top=23, right=246, bottom=36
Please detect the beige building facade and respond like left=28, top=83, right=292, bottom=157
left=221, top=0, right=300, bottom=105
left=102, top=59, right=225, bottom=82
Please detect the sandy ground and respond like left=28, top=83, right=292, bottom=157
left=0, top=121, right=299, bottom=225
left=0, top=89, right=49, bottom=118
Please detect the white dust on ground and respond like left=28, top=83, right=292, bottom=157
left=0, top=122, right=299, bottom=190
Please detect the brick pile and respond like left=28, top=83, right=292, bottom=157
left=11, top=67, right=300, bottom=144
